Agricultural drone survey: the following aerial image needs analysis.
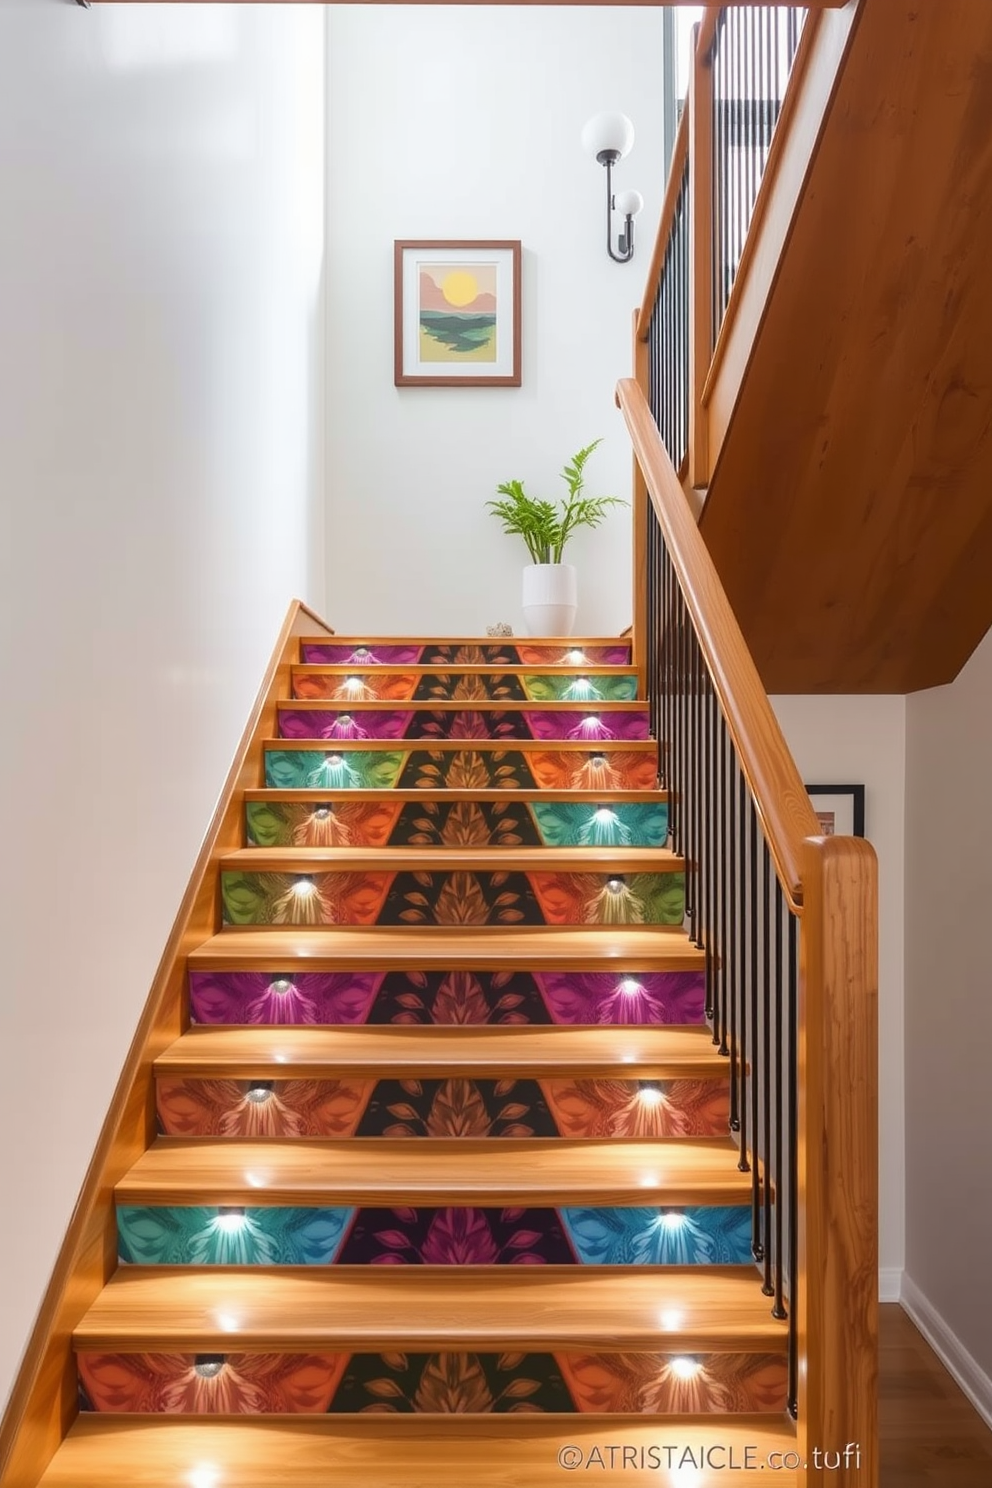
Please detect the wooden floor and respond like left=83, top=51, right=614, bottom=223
left=881, top=1305, right=992, bottom=1486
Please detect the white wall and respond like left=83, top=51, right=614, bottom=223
left=904, top=628, right=992, bottom=1412
left=0, top=0, right=325, bottom=1409
left=770, top=696, right=907, bottom=1288
left=324, top=5, right=666, bottom=638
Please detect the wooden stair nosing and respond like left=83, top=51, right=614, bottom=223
left=155, top=1025, right=726, bottom=1082
left=262, top=737, right=659, bottom=753
left=74, top=1266, right=789, bottom=1354
left=39, top=1414, right=800, bottom=1488
left=244, top=786, right=670, bottom=804
left=117, top=1137, right=752, bottom=1209
left=298, top=635, right=633, bottom=647
left=292, top=661, right=640, bottom=676
left=188, top=924, right=706, bottom=971
left=220, top=845, right=684, bottom=873
left=279, top=699, right=648, bottom=715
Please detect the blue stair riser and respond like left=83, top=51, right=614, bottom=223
left=116, top=1205, right=754, bottom=1266
left=264, top=746, right=659, bottom=792
left=245, top=799, right=668, bottom=850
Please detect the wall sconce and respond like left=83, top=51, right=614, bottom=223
left=582, top=112, right=644, bottom=264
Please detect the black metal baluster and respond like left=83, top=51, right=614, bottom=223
left=773, top=877, right=788, bottom=1320
left=788, top=907, right=799, bottom=1417
left=761, top=839, right=774, bottom=1297
left=718, top=715, right=730, bottom=1057
left=702, top=671, right=713, bottom=1017
left=737, top=770, right=749, bottom=1167
left=728, top=746, right=740, bottom=1128
left=749, top=796, right=761, bottom=1249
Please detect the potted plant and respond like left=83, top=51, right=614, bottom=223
left=486, top=440, right=627, bottom=635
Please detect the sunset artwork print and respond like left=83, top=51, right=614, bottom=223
left=395, top=240, right=521, bottom=386
left=419, top=263, right=498, bottom=363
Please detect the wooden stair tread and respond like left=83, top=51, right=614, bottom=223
left=221, top=846, right=682, bottom=871
left=190, top=925, right=705, bottom=971
left=118, top=1137, right=749, bottom=1208
left=280, top=699, right=647, bottom=712
left=263, top=737, right=658, bottom=752
left=74, top=1267, right=787, bottom=1352
left=300, top=635, right=630, bottom=646
left=156, top=1025, right=724, bottom=1080
left=40, top=1415, right=799, bottom=1487
left=42, top=1416, right=799, bottom=1485
left=245, top=787, right=669, bottom=803
left=293, top=662, right=639, bottom=675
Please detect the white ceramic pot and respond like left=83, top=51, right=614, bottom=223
left=522, top=562, right=578, bottom=636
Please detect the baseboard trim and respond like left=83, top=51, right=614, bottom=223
left=878, top=1267, right=903, bottom=1303
left=901, top=1272, right=992, bottom=1431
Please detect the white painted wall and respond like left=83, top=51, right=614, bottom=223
left=0, top=0, right=325, bottom=1409
left=904, top=628, right=992, bottom=1408
left=770, top=696, right=907, bottom=1287
left=324, top=5, right=666, bottom=638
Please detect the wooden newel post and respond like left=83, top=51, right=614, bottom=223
left=797, top=835, right=879, bottom=1487
left=689, top=22, right=713, bottom=491
left=631, top=311, right=649, bottom=695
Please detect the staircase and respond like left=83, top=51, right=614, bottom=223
left=14, top=630, right=811, bottom=1485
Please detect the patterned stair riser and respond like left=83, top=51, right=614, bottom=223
left=266, top=748, right=658, bottom=792
left=221, top=870, right=685, bottom=928
left=300, top=644, right=632, bottom=665
left=116, top=1206, right=754, bottom=1267
left=246, top=799, right=668, bottom=851
left=156, top=1076, right=728, bottom=1139
left=188, top=969, right=704, bottom=1026
left=293, top=672, right=640, bottom=703
left=277, top=708, right=651, bottom=742
left=77, top=1348, right=787, bottom=1415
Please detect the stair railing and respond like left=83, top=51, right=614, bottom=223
left=629, top=2, right=863, bottom=534
left=619, top=375, right=878, bottom=1486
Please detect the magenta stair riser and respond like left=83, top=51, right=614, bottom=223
left=291, top=671, right=640, bottom=703
left=276, top=707, right=651, bottom=742
left=220, top=869, right=685, bottom=928
left=188, top=968, right=703, bottom=1026
left=300, top=642, right=632, bottom=665
left=77, top=1348, right=786, bottom=1415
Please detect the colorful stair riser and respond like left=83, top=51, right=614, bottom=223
left=300, top=644, right=632, bottom=666
left=277, top=708, right=651, bottom=742
left=115, top=1205, right=753, bottom=1268
left=246, top=799, right=667, bottom=851
left=188, top=968, right=703, bottom=1026
left=156, top=1075, right=727, bottom=1139
left=77, top=1347, right=787, bottom=1416
left=293, top=672, right=639, bottom=703
left=265, top=747, right=659, bottom=792
left=221, top=870, right=684, bottom=927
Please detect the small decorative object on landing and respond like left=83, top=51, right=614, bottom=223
left=487, top=622, right=514, bottom=636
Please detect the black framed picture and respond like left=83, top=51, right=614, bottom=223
left=804, top=784, right=866, bottom=838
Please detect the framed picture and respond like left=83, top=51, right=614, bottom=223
left=805, top=784, right=866, bottom=838
left=394, top=240, right=521, bottom=387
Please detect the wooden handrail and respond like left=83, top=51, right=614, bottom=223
left=617, top=376, right=818, bottom=907
left=0, top=599, right=335, bottom=1488
left=636, top=101, right=689, bottom=341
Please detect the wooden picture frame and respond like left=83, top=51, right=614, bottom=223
left=805, top=783, right=866, bottom=838
left=394, top=240, right=522, bottom=387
